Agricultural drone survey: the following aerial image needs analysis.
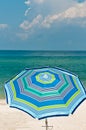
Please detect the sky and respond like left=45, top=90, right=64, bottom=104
left=0, top=0, right=86, bottom=50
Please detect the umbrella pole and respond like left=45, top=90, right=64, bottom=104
left=45, top=118, right=48, bottom=130
left=42, top=118, right=53, bottom=130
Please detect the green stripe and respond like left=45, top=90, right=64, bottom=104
left=11, top=70, right=26, bottom=81
left=58, top=74, right=69, bottom=93
left=23, top=74, right=69, bottom=97
left=10, top=81, right=39, bottom=110
left=10, top=76, right=81, bottom=111
left=36, top=72, right=55, bottom=84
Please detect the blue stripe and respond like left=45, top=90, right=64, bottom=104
left=4, top=67, right=86, bottom=119
left=63, top=76, right=78, bottom=102
left=25, top=66, right=78, bottom=77
left=13, top=75, right=79, bottom=107
left=5, top=79, right=86, bottom=119
left=4, top=87, right=8, bottom=104
left=39, top=114, right=69, bottom=120
left=72, top=97, right=86, bottom=114
left=31, top=70, right=60, bottom=88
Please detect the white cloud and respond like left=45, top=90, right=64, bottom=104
left=20, top=15, right=43, bottom=30
left=34, top=0, right=45, bottom=4
left=24, top=7, right=31, bottom=16
left=42, top=2, right=86, bottom=28
left=24, top=0, right=31, bottom=16
left=61, top=3, right=86, bottom=18
left=0, top=24, right=8, bottom=29
left=24, top=0, right=45, bottom=16
left=24, top=0, right=31, bottom=6
left=20, top=20, right=30, bottom=30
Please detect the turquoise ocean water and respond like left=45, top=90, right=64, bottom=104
left=0, top=50, right=86, bottom=98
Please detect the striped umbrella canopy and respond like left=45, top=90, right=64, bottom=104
left=5, top=67, right=86, bottom=120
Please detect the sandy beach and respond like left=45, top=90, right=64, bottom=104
left=0, top=99, right=86, bottom=130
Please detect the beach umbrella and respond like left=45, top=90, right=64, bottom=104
left=4, top=67, right=86, bottom=130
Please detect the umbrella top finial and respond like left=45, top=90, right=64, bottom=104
left=43, top=74, right=49, bottom=79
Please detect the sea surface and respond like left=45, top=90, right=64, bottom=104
left=0, top=50, right=86, bottom=98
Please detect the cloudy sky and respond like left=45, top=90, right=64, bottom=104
left=0, top=0, right=86, bottom=50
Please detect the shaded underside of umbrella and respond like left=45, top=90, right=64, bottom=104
left=5, top=67, right=86, bottom=119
